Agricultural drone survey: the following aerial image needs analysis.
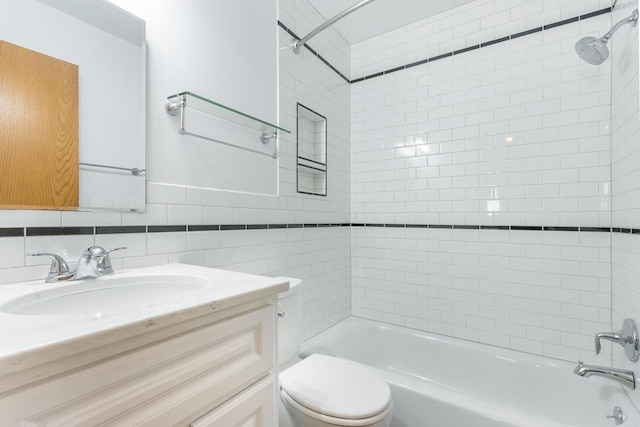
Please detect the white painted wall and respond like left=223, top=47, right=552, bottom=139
left=108, top=0, right=279, bottom=195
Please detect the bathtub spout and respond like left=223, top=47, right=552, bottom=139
left=573, top=361, right=636, bottom=389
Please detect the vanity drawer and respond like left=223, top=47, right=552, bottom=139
left=2, top=305, right=275, bottom=426
left=191, top=375, right=276, bottom=427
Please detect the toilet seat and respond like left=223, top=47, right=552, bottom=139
left=279, top=354, right=392, bottom=425
left=281, top=388, right=393, bottom=426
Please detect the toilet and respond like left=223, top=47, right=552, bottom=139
left=276, top=278, right=392, bottom=427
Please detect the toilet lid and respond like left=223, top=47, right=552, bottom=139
left=279, top=354, right=391, bottom=420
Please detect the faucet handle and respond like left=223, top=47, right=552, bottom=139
left=27, top=253, right=70, bottom=283
left=595, top=319, right=640, bottom=362
left=107, top=247, right=127, bottom=254
left=96, top=246, right=127, bottom=274
left=595, top=331, right=624, bottom=355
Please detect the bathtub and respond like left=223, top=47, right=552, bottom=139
left=299, top=317, right=639, bottom=427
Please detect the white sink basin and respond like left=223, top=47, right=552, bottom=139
left=0, top=274, right=208, bottom=316
left=0, top=263, right=289, bottom=371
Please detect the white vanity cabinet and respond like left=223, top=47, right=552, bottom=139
left=0, top=303, right=278, bottom=426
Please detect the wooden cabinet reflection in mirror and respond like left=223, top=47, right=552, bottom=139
left=0, top=40, right=78, bottom=210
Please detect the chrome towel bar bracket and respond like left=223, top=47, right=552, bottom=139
left=165, top=93, right=282, bottom=159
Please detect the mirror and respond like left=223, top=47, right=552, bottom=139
left=297, top=103, right=327, bottom=196
left=0, top=0, right=146, bottom=212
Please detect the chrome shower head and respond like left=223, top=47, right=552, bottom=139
left=575, top=36, right=609, bottom=65
left=575, top=9, right=638, bottom=65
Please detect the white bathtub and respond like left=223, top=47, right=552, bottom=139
left=299, top=317, right=639, bottom=427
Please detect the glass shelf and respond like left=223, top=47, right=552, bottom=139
left=167, top=91, right=291, bottom=134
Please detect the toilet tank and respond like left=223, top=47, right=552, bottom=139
left=274, top=277, right=303, bottom=365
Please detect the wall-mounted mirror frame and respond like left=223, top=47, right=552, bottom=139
left=296, top=103, right=327, bottom=197
left=0, top=0, right=146, bottom=212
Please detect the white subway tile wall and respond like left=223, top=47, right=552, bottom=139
left=0, top=0, right=352, bottom=341
left=352, top=226, right=611, bottom=363
left=350, top=0, right=614, bottom=361
left=611, top=0, right=640, bottom=410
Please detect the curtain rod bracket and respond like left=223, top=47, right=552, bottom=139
left=290, top=0, right=377, bottom=55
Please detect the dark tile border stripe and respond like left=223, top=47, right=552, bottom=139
left=96, top=226, right=146, bottom=234
left=544, top=226, right=579, bottom=232
left=352, top=7, right=611, bottom=83
left=0, top=228, right=24, bottom=237
left=188, top=225, right=220, bottom=231
left=247, top=224, right=269, bottom=230
left=278, top=7, right=612, bottom=85
left=277, top=21, right=351, bottom=84
left=3, top=223, right=631, bottom=237
left=26, top=227, right=94, bottom=236
left=147, top=225, right=186, bottom=233
left=220, top=224, right=246, bottom=231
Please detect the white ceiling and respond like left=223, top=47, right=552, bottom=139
left=306, top=0, right=475, bottom=45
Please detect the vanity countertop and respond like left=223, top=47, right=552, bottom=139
left=0, top=263, right=288, bottom=377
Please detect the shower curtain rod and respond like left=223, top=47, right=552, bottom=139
left=291, top=0, right=377, bottom=53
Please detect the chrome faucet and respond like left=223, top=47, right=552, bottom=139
left=595, top=319, right=640, bottom=362
left=573, top=361, right=636, bottom=390
left=28, top=246, right=126, bottom=282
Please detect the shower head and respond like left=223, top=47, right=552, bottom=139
left=575, top=36, right=610, bottom=65
left=575, top=9, right=638, bottom=65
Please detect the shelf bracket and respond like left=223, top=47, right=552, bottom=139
left=165, top=94, right=279, bottom=159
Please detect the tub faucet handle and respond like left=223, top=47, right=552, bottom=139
left=595, top=319, right=640, bottom=362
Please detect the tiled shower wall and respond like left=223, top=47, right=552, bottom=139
left=0, top=0, right=352, bottom=341
left=611, top=0, right=640, bottom=410
left=350, top=0, right=614, bottom=362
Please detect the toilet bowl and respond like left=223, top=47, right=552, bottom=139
left=275, top=278, right=392, bottom=427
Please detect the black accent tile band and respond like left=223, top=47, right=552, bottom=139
left=544, top=17, right=579, bottom=30
left=277, top=20, right=350, bottom=84
left=580, top=227, right=611, bottom=233
left=510, top=226, right=543, bottom=231
left=0, top=228, right=24, bottom=237
left=510, top=26, right=543, bottom=39
left=349, top=7, right=612, bottom=84
left=247, top=224, right=269, bottom=230
left=543, top=226, right=579, bottom=232
left=428, top=52, right=453, bottom=61
left=220, top=224, right=246, bottom=231
left=188, top=225, right=220, bottom=231
left=453, top=45, right=480, bottom=55
left=580, top=7, right=613, bottom=20
left=96, top=226, right=146, bottom=234
left=481, top=36, right=510, bottom=47
left=147, top=225, right=186, bottom=233
left=11, top=223, right=635, bottom=238
left=27, top=227, right=94, bottom=236
left=405, top=58, right=429, bottom=69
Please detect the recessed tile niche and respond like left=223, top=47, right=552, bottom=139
left=296, top=103, right=327, bottom=196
